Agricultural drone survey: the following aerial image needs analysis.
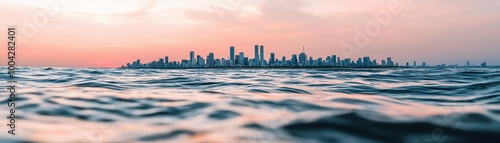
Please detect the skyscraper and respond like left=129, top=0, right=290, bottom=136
left=309, top=57, right=314, bottom=66
left=235, top=55, right=240, bottom=65
left=270, top=53, right=275, bottom=65
left=282, top=56, right=286, bottom=65
left=239, top=52, right=244, bottom=66
left=291, top=54, right=298, bottom=65
left=230, top=46, right=235, bottom=61
left=387, top=57, right=393, bottom=66
left=158, top=58, right=164, bottom=68
left=260, top=45, right=264, bottom=65
left=337, top=57, right=341, bottom=66
left=254, top=45, right=259, bottom=65
left=299, top=46, right=307, bottom=66
left=332, top=55, right=337, bottom=66
left=197, top=55, right=202, bottom=67
left=467, top=61, right=470, bottom=67
left=164, top=56, right=169, bottom=68
left=244, top=57, right=249, bottom=66
left=208, top=53, right=215, bottom=67
left=317, top=58, right=322, bottom=66
left=190, top=51, right=195, bottom=66
left=299, top=53, right=307, bottom=65
left=344, top=58, right=351, bottom=66
left=363, top=57, right=371, bottom=66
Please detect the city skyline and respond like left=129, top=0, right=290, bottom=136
left=123, top=44, right=492, bottom=69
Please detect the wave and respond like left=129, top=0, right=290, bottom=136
left=1, top=67, right=499, bottom=143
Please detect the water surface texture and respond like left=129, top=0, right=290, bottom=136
left=1, top=67, right=500, bottom=143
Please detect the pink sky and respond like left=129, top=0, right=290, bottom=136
left=1, top=0, right=499, bottom=67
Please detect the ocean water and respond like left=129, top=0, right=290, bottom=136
left=1, top=67, right=500, bottom=143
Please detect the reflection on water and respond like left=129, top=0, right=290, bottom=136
left=1, top=67, right=500, bottom=143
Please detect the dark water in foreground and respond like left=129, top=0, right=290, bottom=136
left=1, top=67, right=500, bottom=143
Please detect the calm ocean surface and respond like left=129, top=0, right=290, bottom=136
left=1, top=67, right=500, bottom=143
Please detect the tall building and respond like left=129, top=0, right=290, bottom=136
left=291, top=54, right=298, bottom=66
left=299, top=53, right=307, bottom=65
left=363, top=57, right=371, bottom=66
left=164, top=56, right=169, bottom=67
left=270, top=53, right=275, bottom=65
left=239, top=52, right=244, bottom=66
left=207, top=53, right=215, bottom=67
left=235, top=55, right=240, bottom=65
left=332, top=55, right=337, bottom=66
left=254, top=45, right=259, bottom=65
left=205, top=54, right=209, bottom=67
left=190, top=51, right=195, bottom=65
left=136, top=59, right=141, bottom=68
left=197, top=55, right=202, bottom=66
left=298, top=46, right=307, bottom=66
left=326, top=56, right=331, bottom=65
left=260, top=45, right=264, bottom=65
left=467, top=61, right=470, bottom=67
left=387, top=57, right=393, bottom=66
left=151, top=60, right=157, bottom=68
left=413, top=61, right=416, bottom=67
left=158, top=59, right=164, bottom=68
left=309, top=57, right=314, bottom=66
left=197, top=57, right=205, bottom=67
left=317, top=58, right=323, bottom=66
left=244, top=57, right=249, bottom=66
left=221, top=58, right=226, bottom=66
left=337, top=57, right=341, bottom=66
left=230, top=46, right=235, bottom=61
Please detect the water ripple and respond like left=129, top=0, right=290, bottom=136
left=1, top=67, right=499, bottom=143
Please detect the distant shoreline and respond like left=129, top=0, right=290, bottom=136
left=117, top=66, right=499, bottom=70
left=120, top=66, right=400, bottom=70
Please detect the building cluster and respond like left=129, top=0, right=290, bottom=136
left=123, top=45, right=400, bottom=69
left=123, top=44, right=496, bottom=69
left=122, top=45, right=494, bottom=69
left=123, top=45, right=404, bottom=69
left=433, top=61, right=489, bottom=68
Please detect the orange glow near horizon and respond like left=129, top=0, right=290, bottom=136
left=1, top=0, right=499, bottom=67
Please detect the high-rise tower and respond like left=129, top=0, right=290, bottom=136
left=254, top=45, right=259, bottom=65
left=260, top=45, right=264, bottom=65
left=190, top=51, right=195, bottom=65
left=230, top=46, right=235, bottom=61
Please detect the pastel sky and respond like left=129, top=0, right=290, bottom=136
left=1, top=0, right=499, bottom=67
